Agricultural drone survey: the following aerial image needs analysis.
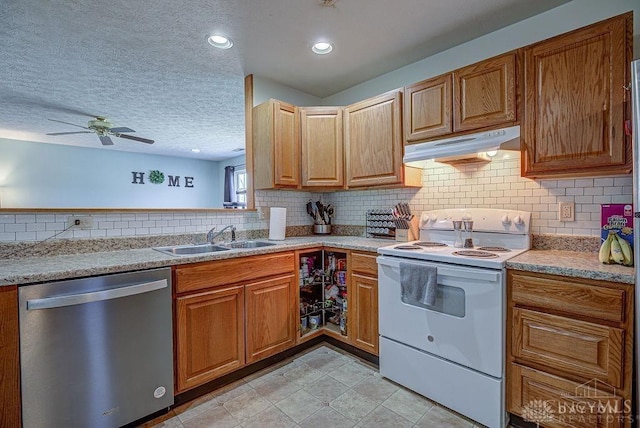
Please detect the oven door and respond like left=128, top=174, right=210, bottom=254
left=377, top=255, right=504, bottom=378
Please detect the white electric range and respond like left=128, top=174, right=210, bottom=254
left=377, top=208, right=531, bottom=428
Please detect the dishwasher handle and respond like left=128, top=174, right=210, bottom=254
left=26, top=279, right=168, bottom=310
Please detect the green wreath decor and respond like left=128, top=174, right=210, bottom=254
left=149, top=170, right=165, bottom=184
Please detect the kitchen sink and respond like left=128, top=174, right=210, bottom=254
left=153, top=243, right=231, bottom=256
left=222, top=240, right=278, bottom=249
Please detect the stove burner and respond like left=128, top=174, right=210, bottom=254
left=414, top=241, right=448, bottom=247
left=394, top=245, right=423, bottom=250
left=477, top=246, right=511, bottom=252
left=452, top=250, right=499, bottom=258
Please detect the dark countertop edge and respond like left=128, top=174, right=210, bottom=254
left=0, top=237, right=394, bottom=286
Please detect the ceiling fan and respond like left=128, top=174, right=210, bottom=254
left=46, top=117, right=154, bottom=146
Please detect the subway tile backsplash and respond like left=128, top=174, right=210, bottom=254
left=0, top=152, right=632, bottom=242
left=322, top=152, right=632, bottom=238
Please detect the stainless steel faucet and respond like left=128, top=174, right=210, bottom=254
left=207, top=225, right=236, bottom=243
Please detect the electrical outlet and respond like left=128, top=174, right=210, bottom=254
left=559, top=202, right=574, bottom=222
left=67, top=215, right=94, bottom=229
left=257, top=207, right=267, bottom=220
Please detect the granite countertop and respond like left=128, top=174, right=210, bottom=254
left=3, top=235, right=635, bottom=287
left=0, top=236, right=395, bottom=286
left=507, top=249, right=635, bottom=284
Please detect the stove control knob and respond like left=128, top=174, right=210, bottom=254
left=501, top=214, right=511, bottom=225
left=513, top=215, right=524, bottom=225
left=430, top=214, right=438, bottom=222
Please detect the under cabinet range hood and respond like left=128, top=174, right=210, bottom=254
left=403, top=125, right=520, bottom=167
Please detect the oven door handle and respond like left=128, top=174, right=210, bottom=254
left=377, top=256, right=501, bottom=282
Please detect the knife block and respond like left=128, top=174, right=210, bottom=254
left=395, top=217, right=419, bottom=242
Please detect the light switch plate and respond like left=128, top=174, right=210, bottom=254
left=559, top=202, right=574, bottom=222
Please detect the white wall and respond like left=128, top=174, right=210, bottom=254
left=0, top=138, right=221, bottom=208
left=253, top=75, right=322, bottom=107
left=323, top=0, right=639, bottom=105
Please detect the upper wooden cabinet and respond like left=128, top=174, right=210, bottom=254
left=404, top=74, right=453, bottom=142
left=345, top=90, right=405, bottom=187
left=253, top=99, right=300, bottom=189
left=300, top=107, right=344, bottom=188
left=521, top=13, right=632, bottom=178
left=404, top=53, right=516, bottom=144
left=453, top=52, right=517, bottom=132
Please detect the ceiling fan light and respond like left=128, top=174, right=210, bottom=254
left=312, top=42, right=333, bottom=55
left=207, top=34, right=233, bottom=49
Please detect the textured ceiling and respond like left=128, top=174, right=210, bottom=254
left=0, top=0, right=570, bottom=161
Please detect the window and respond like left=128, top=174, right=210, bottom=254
left=234, top=168, right=247, bottom=205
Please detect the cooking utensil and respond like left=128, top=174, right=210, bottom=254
left=306, top=201, right=317, bottom=223
left=315, top=201, right=325, bottom=224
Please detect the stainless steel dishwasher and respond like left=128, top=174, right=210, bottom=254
left=19, top=268, right=174, bottom=428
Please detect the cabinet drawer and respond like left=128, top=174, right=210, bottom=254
left=175, top=252, right=295, bottom=293
left=351, top=252, right=378, bottom=276
left=513, top=308, right=624, bottom=388
left=508, top=363, right=623, bottom=428
left=510, top=272, right=626, bottom=323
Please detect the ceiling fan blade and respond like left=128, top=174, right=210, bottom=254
left=115, top=133, right=154, bottom=144
left=109, top=127, right=135, bottom=133
left=99, top=135, right=114, bottom=146
left=48, top=118, right=89, bottom=129
left=46, top=131, right=93, bottom=136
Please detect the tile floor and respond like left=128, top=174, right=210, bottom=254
left=146, top=344, right=486, bottom=428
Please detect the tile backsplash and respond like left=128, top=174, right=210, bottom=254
left=0, top=151, right=632, bottom=242
left=0, top=190, right=313, bottom=242
left=324, top=151, right=632, bottom=237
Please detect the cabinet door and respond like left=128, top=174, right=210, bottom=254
left=513, top=308, right=624, bottom=388
left=300, top=107, right=344, bottom=188
left=351, top=273, right=378, bottom=355
left=176, top=285, right=245, bottom=392
left=508, top=364, right=623, bottom=428
left=246, top=274, right=296, bottom=364
left=0, top=286, right=20, bottom=427
left=453, top=52, right=516, bottom=132
left=274, top=101, right=300, bottom=187
left=345, top=90, right=404, bottom=187
left=404, top=74, right=452, bottom=142
left=253, top=99, right=300, bottom=189
left=522, top=13, right=631, bottom=178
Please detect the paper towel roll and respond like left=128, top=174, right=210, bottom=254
left=268, top=207, right=287, bottom=240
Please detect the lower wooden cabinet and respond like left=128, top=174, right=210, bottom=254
left=245, top=274, right=296, bottom=364
left=507, top=270, right=633, bottom=427
left=0, top=286, right=21, bottom=428
left=351, top=273, right=378, bottom=354
left=176, top=285, right=245, bottom=392
left=174, top=252, right=296, bottom=393
left=350, top=252, right=379, bottom=355
left=509, top=364, right=625, bottom=428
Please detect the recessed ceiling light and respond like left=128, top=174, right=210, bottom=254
left=312, top=42, right=333, bottom=55
left=207, top=34, right=233, bottom=49
left=191, top=148, right=201, bottom=153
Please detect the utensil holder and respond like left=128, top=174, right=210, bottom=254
left=313, top=224, right=331, bottom=235
left=395, top=217, right=419, bottom=242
